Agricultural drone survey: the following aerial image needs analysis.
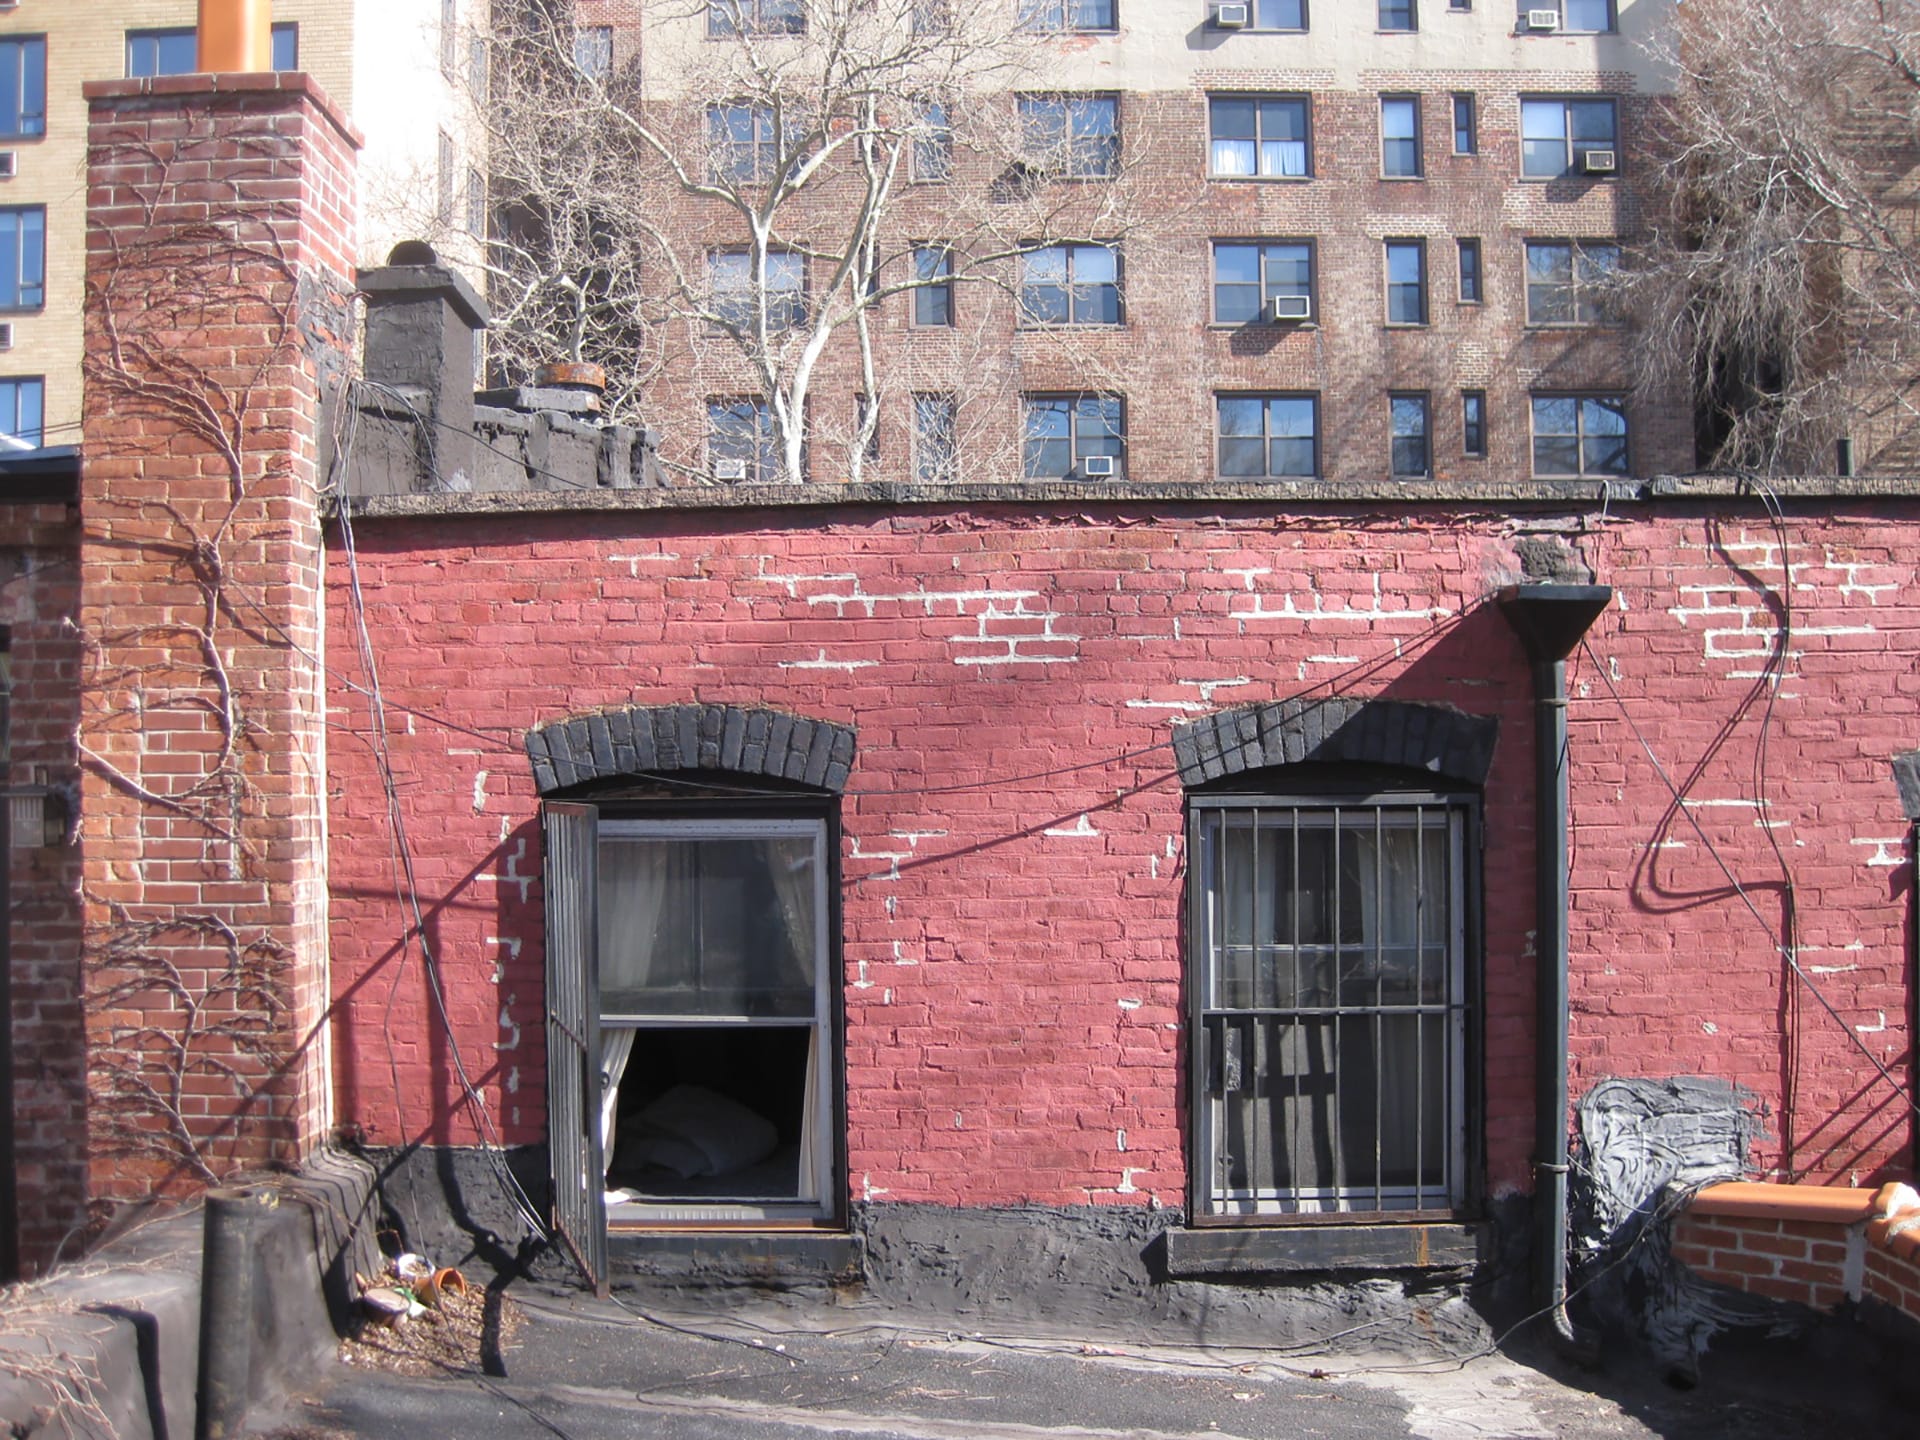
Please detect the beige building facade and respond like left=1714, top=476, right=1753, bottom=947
left=0, top=0, right=477, bottom=447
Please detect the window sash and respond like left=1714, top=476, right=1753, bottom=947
left=913, top=392, right=958, bottom=482
left=913, top=247, right=954, bottom=326
left=1023, top=395, right=1123, bottom=477
left=1390, top=394, right=1430, bottom=476
left=1521, top=97, right=1616, bottom=178
left=1212, top=242, right=1313, bottom=324
left=1019, top=95, right=1119, bottom=178
left=708, top=398, right=778, bottom=480
left=1379, top=0, right=1418, bottom=30
left=1531, top=395, right=1628, bottom=476
left=1020, top=0, right=1117, bottom=30
left=1019, top=244, right=1119, bottom=325
left=708, top=0, right=806, bottom=37
left=0, top=377, right=43, bottom=447
left=0, top=39, right=46, bottom=139
left=0, top=208, right=44, bottom=311
left=1253, top=0, right=1308, bottom=28
left=1218, top=394, right=1317, bottom=478
left=1209, top=97, right=1309, bottom=178
left=1385, top=240, right=1426, bottom=324
left=1380, top=97, right=1421, bottom=177
left=1193, top=800, right=1468, bottom=1217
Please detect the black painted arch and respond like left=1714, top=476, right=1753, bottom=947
left=1171, top=697, right=1498, bottom=789
left=525, top=703, right=857, bottom=795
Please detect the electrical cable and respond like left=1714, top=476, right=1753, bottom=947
left=1581, top=635, right=1920, bottom=1123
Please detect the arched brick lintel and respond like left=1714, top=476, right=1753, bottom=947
left=525, top=704, right=857, bottom=795
left=1171, top=697, right=1499, bottom=789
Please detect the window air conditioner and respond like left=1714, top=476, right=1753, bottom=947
left=0, top=324, right=14, bottom=351
left=1267, top=294, right=1312, bottom=322
left=1213, top=3, right=1251, bottom=28
left=0, top=153, right=16, bottom=179
left=1580, top=148, right=1617, bottom=174
left=1526, top=9, right=1561, bottom=29
left=1081, top=454, right=1117, bottom=477
left=713, top=458, right=749, bottom=481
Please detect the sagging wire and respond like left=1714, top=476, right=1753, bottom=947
left=328, top=393, right=550, bottom=1244
left=1582, top=635, right=1920, bottom=1124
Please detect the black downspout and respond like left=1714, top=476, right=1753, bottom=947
left=1499, top=584, right=1611, bottom=1358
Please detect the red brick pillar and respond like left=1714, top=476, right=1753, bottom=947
left=79, top=75, right=359, bottom=1199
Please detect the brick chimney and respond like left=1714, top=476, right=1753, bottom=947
left=79, top=73, right=360, bottom=1196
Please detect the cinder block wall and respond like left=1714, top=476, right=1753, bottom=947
left=77, top=74, right=358, bottom=1198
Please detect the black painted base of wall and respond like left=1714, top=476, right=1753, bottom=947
left=357, top=1146, right=1533, bottom=1355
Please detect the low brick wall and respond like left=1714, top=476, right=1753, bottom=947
left=1671, top=1180, right=1920, bottom=1330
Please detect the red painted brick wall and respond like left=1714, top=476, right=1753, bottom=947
left=325, top=500, right=1915, bottom=1209
left=1671, top=1212, right=1855, bottom=1310
left=2, top=502, right=85, bottom=1273
left=78, top=76, right=357, bottom=1198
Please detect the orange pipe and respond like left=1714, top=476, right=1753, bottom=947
left=198, top=0, right=273, bottom=73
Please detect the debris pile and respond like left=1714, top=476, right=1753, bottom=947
left=340, top=1254, right=520, bottom=1377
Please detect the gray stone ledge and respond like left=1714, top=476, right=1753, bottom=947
left=333, top=472, right=1920, bottom=520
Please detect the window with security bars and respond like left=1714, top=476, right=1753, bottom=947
left=1190, top=795, right=1469, bottom=1218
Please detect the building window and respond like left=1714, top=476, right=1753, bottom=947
left=1456, top=238, right=1481, bottom=303
left=1384, top=239, right=1427, bottom=325
left=913, top=392, right=958, bottom=482
left=1462, top=391, right=1486, bottom=457
left=912, top=246, right=954, bottom=327
left=1390, top=393, right=1431, bottom=476
left=1020, top=0, right=1117, bottom=31
left=1209, top=95, right=1310, bottom=179
left=440, top=0, right=457, bottom=73
left=1217, top=394, right=1317, bottom=478
left=126, top=24, right=298, bottom=76
left=1380, top=96, right=1421, bottom=178
left=575, top=26, right=614, bottom=79
left=1451, top=94, right=1476, bottom=155
left=1521, top=97, right=1617, bottom=178
left=1018, top=94, right=1119, bottom=179
left=1559, top=0, right=1616, bottom=33
left=466, top=169, right=487, bottom=237
left=0, top=206, right=43, bottom=312
left=0, top=376, right=42, bottom=447
left=1524, top=240, right=1620, bottom=324
left=1191, top=793, right=1470, bottom=1218
left=913, top=100, right=953, bottom=182
left=1250, top=1, right=1308, bottom=28
left=0, top=38, right=45, bottom=139
left=1022, top=394, right=1123, bottom=478
left=912, top=1, right=952, bottom=35
left=1531, top=394, right=1629, bottom=477
left=566, top=811, right=837, bottom=1224
left=1379, top=0, right=1418, bottom=30
left=709, top=251, right=806, bottom=330
left=1212, top=241, right=1314, bottom=325
left=437, top=132, right=455, bottom=225
left=1019, top=243, right=1120, bottom=326
left=708, top=0, right=806, bottom=37
left=708, top=397, right=778, bottom=481
left=709, top=103, right=792, bottom=184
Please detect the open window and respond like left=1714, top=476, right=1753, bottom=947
left=1189, top=788, right=1473, bottom=1220
left=545, top=797, right=840, bottom=1289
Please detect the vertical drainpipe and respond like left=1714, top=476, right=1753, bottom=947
left=197, top=1, right=274, bottom=73
left=1894, top=752, right=1920, bottom=1175
left=1498, top=583, right=1612, bottom=1353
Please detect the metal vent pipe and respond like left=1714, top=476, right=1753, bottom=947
left=198, top=0, right=273, bottom=74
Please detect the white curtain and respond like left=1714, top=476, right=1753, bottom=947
left=596, top=842, right=670, bottom=1175
left=1354, top=823, right=1431, bottom=1203
left=764, top=842, right=820, bottom=1198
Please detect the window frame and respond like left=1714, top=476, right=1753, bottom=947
left=1211, top=240, right=1316, bottom=327
left=911, top=245, right=955, bottom=328
left=0, top=375, right=43, bottom=447
left=0, top=204, right=45, bottom=313
left=912, top=391, right=958, bottom=483
left=0, top=37, right=46, bottom=140
left=1519, top=95, right=1618, bottom=180
left=1021, top=392, right=1125, bottom=479
left=1379, top=0, right=1418, bottom=31
left=1216, top=393, right=1320, bottom=479
left=707, top=0, right=807, bottom=38
left=1017, top=93, right=1120, bottom=180
left=1451, top=93, right=1476, bottom=155
left=1530, top=392, right=1630, bottom=478
left=124, top=24, right=299, bottom=76
left=1461, top=391, right=1487, bottom=458
left=1020, top=0, right=1119, bottom=33
left=1523, top=239, right=1621, bottom=326
left=1384, top=238, right=1428, bottom=327
left=912, top=99, right=953, bottom=182
left=1456, top=238, right=1482, bottom=305
left=1555, top=0, right=1617, bottom=34
left=1390, top=392, right=1431, bottom=477
left=1207, top=94, right=1312, bottom=180
left=1018, top=242, right=1122, bottom=327
left=1247, top=0, right=1309, bottom=30
left=708, top=249, right=807, bottom=331
left=1379, top=95, right=1422, bottom=179
left=707, top=396, right=780, bottom=482
left=1187, top=788, right=1478, bottom=1223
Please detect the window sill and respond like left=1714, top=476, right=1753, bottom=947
left=1165, top=1222, right=1479, bottom=1276
left=1206, top=322, right=1318, bottom=332
left=1378, top=174, right=1426, bottom=182
left=609, top=1229, right=863, bottom=1284
left=1014, top=323, right=1127, bottom=333
left=1207, top=174, right=1314, bottom=183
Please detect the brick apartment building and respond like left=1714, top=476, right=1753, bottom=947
left=1, top=0, right=1916, bottom=1353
